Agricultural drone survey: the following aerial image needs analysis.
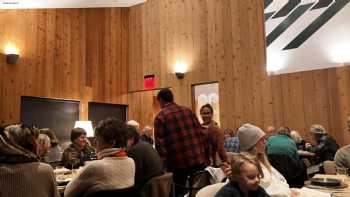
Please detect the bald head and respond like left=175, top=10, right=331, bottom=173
left=266, top=126, right=276, bottom=136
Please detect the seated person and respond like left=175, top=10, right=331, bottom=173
left=140, top=125, right=154, bottom=145
left=237, top=123, right=292, bottom=196
left=266, top=127, right=307, bottom=188
left=265, top=126, right=277, bottom=139
left=62, top=127, right=96, bottom=169
left=290, top=130, right=306, bottom=150
left=335, top=145, right=350, bottom=170
left=307, top=124, right=339, bottom=164
left=223, top=128, right=240, bottom=153
left=125, top=125, right=163, bottom=189
left=40, top=128, right=62, bottom=162
left=0, top=124, right=58, bottom=197
left=334, top=117, right=350, bottom=169
left=37, top=133, right=51, bottom=161
left=215, top=154, right=270, bottom=197
left=223, top=124, right=331, bottom=197
left=290, top=130, right=315, bottom=157
left=267, top=127, right=299, bottom=161
left=64, top=118, right=135, bottom=197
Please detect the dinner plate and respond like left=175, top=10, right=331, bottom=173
left=310, top=178, right=341, bottom=187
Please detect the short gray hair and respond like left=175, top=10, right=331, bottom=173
left=290, top=130, right=302, bottom=143
left=37, top=134, right=51, bottom=148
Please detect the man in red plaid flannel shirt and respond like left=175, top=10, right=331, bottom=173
left=154, top=88, right=206, bottom=196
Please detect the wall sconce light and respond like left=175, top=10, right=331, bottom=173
left=174, top=61, right=187, bottom=79
left=6, top=54, right=19, bottom=64
left=4, top=44, right=20, bottom=65
left=74, top=120, right=94, bottom=137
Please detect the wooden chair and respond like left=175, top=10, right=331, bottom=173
left=140, top=172, right=174, bottom=197
left=176, top=170, right=211, bottom=197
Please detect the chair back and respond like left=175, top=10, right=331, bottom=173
left=196, top=183, right=225, bottom=197
left=268, top=154, right=307, bottom=188
left=323, top=160, right=336, bottom=175
left=140, top=172, right=174, bottom=197
left=187, top=170, right=211, bottom=197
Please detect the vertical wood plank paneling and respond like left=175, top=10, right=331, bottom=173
left=1, top=1, right=350, bottom=147
left=128, top=0, right=350, bottom=146
left=0, top=8, right=128, bottom=125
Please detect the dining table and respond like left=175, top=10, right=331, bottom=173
left=302, top=174, right=350, bottom=196
left=55, top=168, right=79, bottom=195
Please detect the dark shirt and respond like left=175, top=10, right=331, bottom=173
left=140, top=134, right=154, bottom=145
left=127, top=141, right=163, bottom=188
left=61, top=144, right=96, bottom=169
left=215, top=182, right=270, bottom=197
left=296, top=140, right=306, bottom=150
left=311, top=134, right=339, bottom=163
left=154, top=102, right=206, bottom=169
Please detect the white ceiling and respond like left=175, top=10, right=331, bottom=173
left=0, top=0, right=147, bottom=9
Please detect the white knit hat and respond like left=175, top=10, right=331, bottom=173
left=237, top=123, right=266, bottom=151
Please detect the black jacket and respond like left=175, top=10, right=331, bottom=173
left=215, top=182, right=270, bottom=197
left=127, top=141, right=163, bottom=189
left=311, top=134, right=339, bottom=163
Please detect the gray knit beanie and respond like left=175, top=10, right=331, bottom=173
left=237, top=123, right=266, bottom=151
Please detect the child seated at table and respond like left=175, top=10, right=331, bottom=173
left=215, top=154, right=270, bottom=197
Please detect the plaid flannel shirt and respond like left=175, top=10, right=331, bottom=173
left=154, top=102, right=206, bottom=169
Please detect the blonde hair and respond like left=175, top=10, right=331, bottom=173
left=37, top=134, right=51, bottom=149
left=246, top=146, right=271, bottom=174
left=39, top=128, right=59, bottom=146
left=229, top=154, right=262, bottom=182
left=290, top=130, right=302, bottom=144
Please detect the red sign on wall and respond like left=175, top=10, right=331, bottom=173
left=144, top=74, right=155, bottom=89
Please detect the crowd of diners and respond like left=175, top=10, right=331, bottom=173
left=1, top=88, right=350, bottom=197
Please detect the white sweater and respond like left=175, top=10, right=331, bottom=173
left=0, top=162, right=59, bottom=197
left=64, top=157, right=135, bottom=197
left=260, top=163, right=292, bottom=197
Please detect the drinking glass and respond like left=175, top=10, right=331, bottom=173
left=336, top=167, right=348, bottom=176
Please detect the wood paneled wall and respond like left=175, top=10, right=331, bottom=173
left=1, top=1, right=349, bottom=146
left=0, top=8, right=129, bottom=124
left=128, top=0, right=350, bottom=146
